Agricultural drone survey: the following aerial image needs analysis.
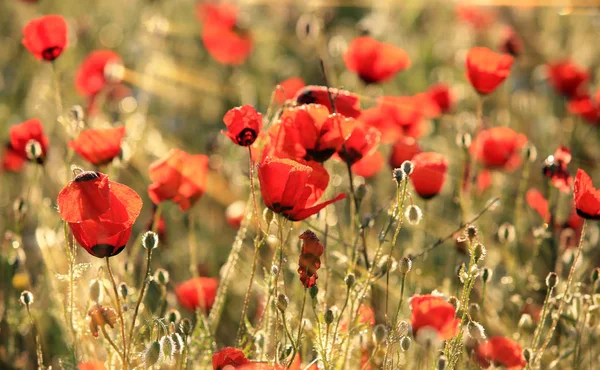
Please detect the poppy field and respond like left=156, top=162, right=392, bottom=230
left=2, top=1, right=600, bottom=369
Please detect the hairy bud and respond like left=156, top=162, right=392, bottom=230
left=546, top=272, right=558, bottom=289
left=142, top=231, right=159, bottom=250
left=20, top=290, right=34, bottom=306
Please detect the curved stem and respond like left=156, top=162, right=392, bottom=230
left=105, top=257, right=128, bottom=370
left=126, top=248, right=153, bottom=361
left=386, top=179, right=408, bottom=322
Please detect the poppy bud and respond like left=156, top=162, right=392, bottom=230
left=472, top=243, right=486, bottom=263
left=161, top=335, right=175, bottom=360
left=309, top=285, right=319, bottom=299
left=180, top=318, right=193, bottom=336
left=466, top=225, right=478, bottom=241
left=373, top=324, right=388, bottom=344
left=469, top=303, right=481, bottom=322
left=20, top=290, right=34, bottom=306
left=438, top=355, right=447, bottom=370
left=482, top=268, right=492, bottom=283
left=277, top=293, right=289, bottom=312
left=143, top=231, right=159, bottom=250
left=171, top=333, right=184, bottom=353
left=456, top=132, right=472, bottom=150
left=448, top=296, right=460, bottom=311
left=324, top=308, right=335, bottom=324
left=591, top=268, right=600, bottom=284
left=525, top=143, right=537, bottom=162
left=523, top=348, right=533, bottom=364
left=393, top=168, right=406, bottom=183
left=166, top=309, right=181, bottom=324
left=400, top=336, right=412, bottom=351
left=498, top=223, right=515, bottom=244
left=401, top=160, right=414, bottom=176
left=154, top=268, right=170, bottom=285
left=263, top=208, right=274, bottom=225
left=25, top=139, right=42, bottom=161
left=70, top=105, right=85, bottom=123
left=518, top=314, right=533, bottom=329
left=143, top=341, right=162, bottom=367
left=405, top=205, right=422, bottom=225
left=546, top=272, right=558, bottom=289
left=119, top=282, right=129, bottom=300
left=468, top=321, right=486, bottom=341
left=345, top=273, right=356, bottom=288
left=399, top=257, right=412, bottom=275
left=89, top=279, right=103, bottom=303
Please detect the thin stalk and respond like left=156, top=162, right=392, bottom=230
left=188, top=212, right=198, bottom=278
left=105, top=257, right=128, bottom=370
left=386, top=179, right=408, bottom=322
left=288, top=288, right=308, bottom=368
left=531, top=285, right=554, bottom=350
left=392, top=273, right=408, bottom=325
left=126, top=248, right=153, bottom=360
left=63, top=222, right=78, bottom=354
left=101, top=325, right=125, bottom=367
left=26, top=305, right=44, bottom=369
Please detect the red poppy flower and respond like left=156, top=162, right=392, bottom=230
left=352, top=150, right=384, bottom=179
left=212, top=347, right=250, bottom=370
left=526, top=189, right=549, bottom=222
left=465, top=47, right=514, bottom=95
left=546, top=60, right=589, bottom=99
left=225, top=200, right=246, bottom=228
left=343, top=36, right=410, bottom=84
left=77, top=361, right=107, bottom=370
left=148, top=149, right=209, bottom=211
left=275, top=77, right=305, bottom=104
left=76, top=50, right=122, bottom=97
left=410, top=152, right=449, bottom=199
left=175, top=277, right=218, bottom=312
left=370, top=96, right=425, bottom=141
left=69, top=126, right=125, bottom=166
left=542, top=146, right=572, bottom=193
left=257, top=157, right=346, bottom=221
left=2, top=144, right=26, bottom=172
left=57, top=171, right=142, bottom=258
left=22, top=15, right=68, bottom=61
left=456, top=6, right=495, bottom=30
left=389, top=136, right=422, bottom=169
left=294, top=85, right=361, bottom=118
left=499, top=26, right=523, bottom=57
left=475, top=336, right=526, bottom=370
left=471, top=127, right=527, bottom=171
left=237, top=364, right=287, bottom=370
left=196, top=3, right=253, bottom=65
left=410, top=294, right=460, bottom=342
left=297, top=230, right=324, bottom=288
left=9, top=119, right=49, bottom=164
left=222, top=105, right=263, bottom=146
left=337, top=117, right=381, bottom=165
left=567, top=94, right=599, bottom=125
left=574, top=169, right=600, bottom=220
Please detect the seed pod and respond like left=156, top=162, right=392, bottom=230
left=324, top=309, right=334, bottom=325
left=277, top=293, right=289, bottom=312
left=143, top=341, right=162, bottom=367
left=399, top=257, right=412, bottom=275
left=400, top=336, right=412, bottom=351
left=345, top=274, right=356, bottom=289
left=546, top=272, right=558, bottom=289
left=142, top=231, right=159, bottom=250
left=20, top=290, right=34, bottom=306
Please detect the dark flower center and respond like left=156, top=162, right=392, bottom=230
left=42, top=46, right=63, bottom=61
left=74, top=171, right=101, bottom=182
left=91, top=244, right=126, bottom=258
left=236, top=128, right=257, bottom=146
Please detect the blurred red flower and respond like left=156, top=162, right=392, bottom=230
left=294, top=86, right=361, bottom=118
left=471, top=127, right=527, bottom=171
left=148, top=149, right=209, bottom=211
left=2, top=144, right=26, bottom=172
left=337, top=116, right=381, bottom=165
left=197, top=3, right=253, bottom=65
left=175, top=277, right=218, bottom=312
left=366, top=96, right=425, bottom=142
left=297, top=230, right=324, bottom=288
left=425, top=83, right=453, bottom=117
left=212, top=347, right=250, bottom=370
left=526, top=189, right=549, bottom=222
left=275, top=77, right=305, bottom=104
left=22, top=15, right=68, bottom=61
left=410, top=152, right=449, bottom=199
left=465, top=47, right=514, bottom=95
left=8, top=119, right=49, bottom=165
left=352, top=150, right=384, bottom=178
left=567, top=93, right=599, bottom=125
left=69, top=126, right=125, bottom=166
left=77, top=361, right=106, bottom=370
left=57, top=171, right=142, bottom=258
left=257, top=157, right=346, bottom=221
left=237, top=364, right=287, bottom=370
left=76, top=50, right=122, bottom=97
left=343, top=36, right=410, bottom=84
left=410, top=294, right=460, bottom=342
left=574, top=169, right=600, bottom=220
left=498, top=26, right=523, bottom=57
left=475, top=336, right=526, bottom=370
left=547, top=60, right=589, bottom=99
left=222, top=105, right=263, bottom=146
left=389, top=136, right=422, bottom=169
left=543, top=146, right=572, bottom=193
left=456, top=6, right=495, bottom=30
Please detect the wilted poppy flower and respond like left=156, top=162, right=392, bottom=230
left=410, top=294, right=460, bottom=342
left=526, top=189, right=549, bottom=222
left=337, top=117, right=381, bottom=165
left=275, top=77, right=305, bottom=104
left=542, top=146, right=572, bottom=193
left=88, top=304, right=117, bottom=338
left=343, top=36, right=410, bottom=84
left=196, top=3, right=253, bottom=65
left=77, top=361, right=107, bottom=370
left=9, top=119, right=50, bottom=165
left=69, top=126, right=125, bottom=166
left=2, top=144, right=26, bottom=172
left=471, top=127, right=527, bottom=171
left=22, top=15, right=68, bottom=61
left=148, top=149, right=209, bottom=211
left=498, top=26, right=523, bottom=57
left=257, top=157, right=346, bottom=221
left=567, top=93, right=599, bottom=125
left=295, top=85, right=361, bottom=118
left=57, top=171, right=142, bottom=258
left=389, top=136, right=422, bottom=169
left=546, top=60, right=589, bottom=99
left=76, top=51, right=122, bottom=97
left=574, top=169, right=600, bottom=220
left=456, top=6, right=495, bottom=29
left=465, top=47, right=514, bottom=95
left=297, top=230, right=324, bottom=288
left=352, top=150, right=384, bottom=178
left=225, top=200, right=247, bottom=228
left=410, top=152, right=448, bottom=199
left=222, top=105, right=263, bottom=146
left=175, top=277, right=218, bottom=312
left=475, top=336, right=526, bottom=369
left=212, top=347, right=250, bottom=370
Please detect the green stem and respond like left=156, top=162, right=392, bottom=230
left=288, top=288, right=308, bottom=368
left=105, top=257, right=128, bottom=370
left=126, top=248, right=153, bottom=361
